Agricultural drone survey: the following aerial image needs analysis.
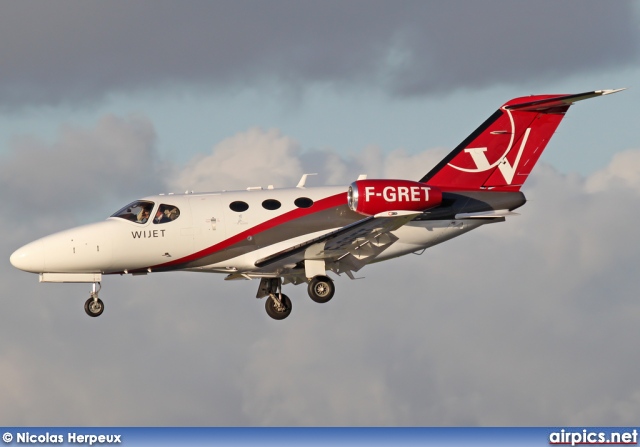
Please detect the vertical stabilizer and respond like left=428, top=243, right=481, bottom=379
left=420, top=89, right=624, bottom=191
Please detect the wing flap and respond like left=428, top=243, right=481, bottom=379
left=254, top=211, right=420, bottom=270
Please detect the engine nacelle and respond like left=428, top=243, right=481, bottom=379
left=347, top=179, right=442, bottom=216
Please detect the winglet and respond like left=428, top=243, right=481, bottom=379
left=600, top=88, right=626, bottom=95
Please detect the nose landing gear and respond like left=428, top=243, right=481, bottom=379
left=265, top=293, right=292, bottom=320
left=84, top=282, right=104, bottom=317
left=257, top=277, right=292, bottom=320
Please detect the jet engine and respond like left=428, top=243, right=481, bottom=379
left=347, top=179, right=442, bottom=216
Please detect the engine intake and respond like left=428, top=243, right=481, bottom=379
left=347, top=179, right=442, bottom=216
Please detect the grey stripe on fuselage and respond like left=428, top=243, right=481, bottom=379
left=176, top=205, right=364, bottom=270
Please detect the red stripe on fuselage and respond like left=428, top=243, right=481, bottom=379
left=144, top=192, right=346, bottom=272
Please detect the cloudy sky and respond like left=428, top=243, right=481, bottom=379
left=1, top=1, right=640, bottom=426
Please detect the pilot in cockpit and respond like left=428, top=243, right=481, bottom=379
left=154, top=207, right=171, bottom=224
left=137, top=206, right=151, bottom=223
left=153, top=205, right=180, bottom=224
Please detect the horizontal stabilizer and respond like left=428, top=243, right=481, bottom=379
left=454, top=209, right=520, bottom=219
left=505, top=89, right=626, bottom=112
left=373, top=210, right=422, bottom=218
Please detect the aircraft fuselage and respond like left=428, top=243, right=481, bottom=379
left=11, top=186, right=521, bottom=279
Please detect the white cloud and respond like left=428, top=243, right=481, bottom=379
left=170, top=128, right=304, bottom=192
left=586, top=148, right=640, bottom=193
left=170, top=129, right=449, bottom=191
left=382, top=147, right=448, bottom=180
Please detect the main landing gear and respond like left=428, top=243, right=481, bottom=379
left=84, top=282, right=104, bottom=317
left=257, top=275, right=336, bottom=320
left=308, top=275, right=335, bottom=303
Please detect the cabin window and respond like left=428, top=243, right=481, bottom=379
left=262, top=199, right=281, bottom=210
left=153, top=204, right=180, bottom=224
left=294, top=197, right=314, bottom=208
left=229, top=201, right=249, bottom=212
left=111, top=201, right=155, bottom=224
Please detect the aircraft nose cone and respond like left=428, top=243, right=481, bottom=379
left=10, top=241, right=45, bottom=273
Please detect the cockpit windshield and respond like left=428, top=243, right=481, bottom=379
left=111, top=201, right=155, bottom=224
left=111, top=201, right=181, bottom=224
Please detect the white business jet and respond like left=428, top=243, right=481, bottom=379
left=10, top=90, right=623, bottom=319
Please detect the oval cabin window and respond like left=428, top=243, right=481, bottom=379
left=262, top=199, right=281, bottom=210
left=294, top=197, right=314, bottom=208
left=229, top=201, right=249, bottom=212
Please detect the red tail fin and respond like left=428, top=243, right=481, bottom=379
left=420, top=90, right=623, bottom=191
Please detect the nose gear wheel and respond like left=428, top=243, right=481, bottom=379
left=265, top=293, right=292, bottom=320
left=84, top=282, right=104, bottom=317
left=258, top=277, right=293, bottom=320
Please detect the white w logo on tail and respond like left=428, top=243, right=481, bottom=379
left=447, top=107, right=531, bottom=185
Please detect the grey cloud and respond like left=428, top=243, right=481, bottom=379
left=0, top=1, right=637, bottom=107
left=0, top=114, right=165, bottom=228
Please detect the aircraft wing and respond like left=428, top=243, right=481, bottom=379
left=254, top=211, right=421, bottom=277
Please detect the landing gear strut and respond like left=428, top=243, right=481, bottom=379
left=258, top=278, right=292, bottom=320
left=84, top=282, right=104, bottom=317
left=308, top=275, right=335, bottom=303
